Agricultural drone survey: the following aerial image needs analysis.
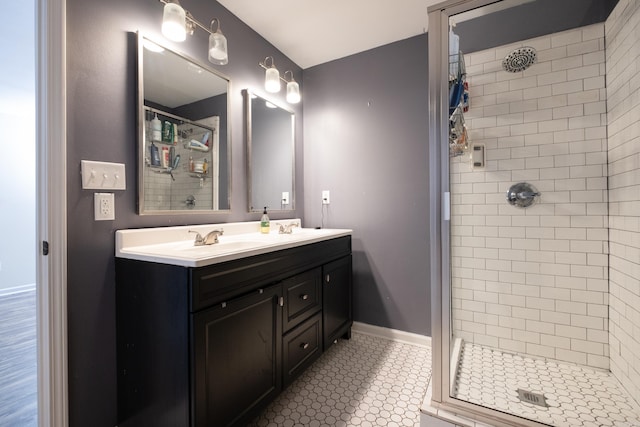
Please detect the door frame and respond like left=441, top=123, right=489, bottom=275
left=36, top=0, right=68, bottom=425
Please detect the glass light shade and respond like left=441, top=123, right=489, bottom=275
left=286, top=80, right=301, bottom=103
left=208, top=31, right=228, bottom=65
left=162, top=2, right=187, bottom=42
left=265, top=67, right=281, bottom=93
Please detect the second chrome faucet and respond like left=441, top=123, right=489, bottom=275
left=277, top=222, right=299, bottom=234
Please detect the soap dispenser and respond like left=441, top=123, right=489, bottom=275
left=260, top=207, right=270, bottom=234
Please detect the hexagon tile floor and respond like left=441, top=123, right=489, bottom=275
left=453, top=341, right=640, bottom=426
left=248, top=332, right=432, bottom=427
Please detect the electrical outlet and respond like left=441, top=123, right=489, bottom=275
left=322, top=190, right=330, bottom=205
left=94, top=193, right=115, bottom=221
left=282, top=191, right=290, bottom=205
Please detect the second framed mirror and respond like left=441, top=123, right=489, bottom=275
left=243, top=89, right=295, bottom=212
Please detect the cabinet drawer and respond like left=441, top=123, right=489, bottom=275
left=282, top=313, right=322, bottom=387
left=282, top=268, right=321, bottom=331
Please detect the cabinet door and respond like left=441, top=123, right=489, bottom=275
left=193, top=285, right=282, bottom=427
left=322, top=255, right=353, bottom=350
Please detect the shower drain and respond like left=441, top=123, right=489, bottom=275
left=517, top=389, right=548, bottom=407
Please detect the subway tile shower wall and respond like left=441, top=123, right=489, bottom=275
left=451, top=23, right=609, bottom=369
left=605, top=0, right=640, bottom=409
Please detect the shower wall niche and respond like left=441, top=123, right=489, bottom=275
left=451, top=23, right=610, bottom=369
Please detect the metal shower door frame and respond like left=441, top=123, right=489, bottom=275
left=427, top=1, right=554, bottom=426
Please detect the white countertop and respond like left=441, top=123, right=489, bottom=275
left=115, top=219, right=352, bottom=267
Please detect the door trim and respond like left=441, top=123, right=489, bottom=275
left=36, top=0, right=68, bottom=425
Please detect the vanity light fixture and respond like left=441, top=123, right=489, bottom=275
left=261, top=56, right=281, bottom=93
left=284, top=71, right=301, bottom=104
left=258, top=57, right=302, bottom=103
left=161, top=0, right=189, bottom=41
left=159, top=0, right=229, bottom=65
left=208, top=18, right=228, bottom=65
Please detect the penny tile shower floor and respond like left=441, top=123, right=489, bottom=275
left=249, top=332, right=432, bottom=427
left=453, top=341, right=640, bottom=427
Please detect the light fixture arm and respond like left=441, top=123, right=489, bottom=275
left=210, top=17, right=222, bottom=33
left=159, top=0, right=216, bottom=36
left=284, top=70, right=295, bottom=82
left=259, top=56, right=276, bottom=69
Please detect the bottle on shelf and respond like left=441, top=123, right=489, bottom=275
left=150, top=143, right=160, bottom=166
left=189, top=156, right=194, bottom=173
left=151, top=113, right=161, bottom=141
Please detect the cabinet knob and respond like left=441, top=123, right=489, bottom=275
left=300, top=294, right=309, bottom=300
left=326, top=274, right=330, bottom=283
left=300, top=342, right=309, bottom=350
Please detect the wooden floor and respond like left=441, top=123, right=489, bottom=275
left=0, top=288, right=37, bottom=426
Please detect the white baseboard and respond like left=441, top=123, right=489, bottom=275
left=0, top=283, right=36, bottom=297
left=352, top=321, right=432, bottom=348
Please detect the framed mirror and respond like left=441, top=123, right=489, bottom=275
left=243, top=89, right=295, bottom=212
left=137, top=33, right=231, bottom=214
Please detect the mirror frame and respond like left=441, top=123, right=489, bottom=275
left=243, top=88, right=296, bottom=213
left=136, top=31, right=232, bottom=215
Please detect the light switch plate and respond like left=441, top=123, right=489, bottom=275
left=81, top=160, right=126, bottom=190
left=94, top=193, right=115, bottom=221
left=282, top=192, right=290, bottom=205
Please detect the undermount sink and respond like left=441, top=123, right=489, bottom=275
left=175, top=240, right=266, bottom=255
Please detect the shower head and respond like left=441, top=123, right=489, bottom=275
left=502, top=46, right=537, bottom=72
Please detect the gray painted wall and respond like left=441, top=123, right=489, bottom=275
left=302, top=35, right=431, bottom=336
left=455, top=0, right=618, bottom=54
left=66, top=0, right=302, bottom=425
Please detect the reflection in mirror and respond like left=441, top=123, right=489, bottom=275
left=137, top=33, right=231, bottom=214
left=243, top=89, right=295, bottom=212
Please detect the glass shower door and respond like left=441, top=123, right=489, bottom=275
left=437, top=0, right=640, bottom=425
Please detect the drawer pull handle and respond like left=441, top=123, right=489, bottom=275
left=300, top=342, right=309, bottom=350
left=326, top=274, right=330, bottom=283
left=300, top=294, right=309, bottom=300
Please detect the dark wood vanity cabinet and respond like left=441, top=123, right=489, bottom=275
left=116, top=236, right=351, bottom=427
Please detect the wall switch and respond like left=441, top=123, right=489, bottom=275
left=281, top=191, right=290, bottom=205
left=322, top=190, right=330, bottom=205
left=94, top=193, right=115, bottom=221
left=81, top=160, right=126, bottom=190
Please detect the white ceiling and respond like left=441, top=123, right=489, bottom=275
left=217, top=0, right=442, bottom=69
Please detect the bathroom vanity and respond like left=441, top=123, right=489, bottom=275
left=114, top=221, right=352, bottom=427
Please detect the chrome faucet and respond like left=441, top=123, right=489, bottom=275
left=188, top=228, right=224, bottom=246
left=277, top=222, right=300, bottom=234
